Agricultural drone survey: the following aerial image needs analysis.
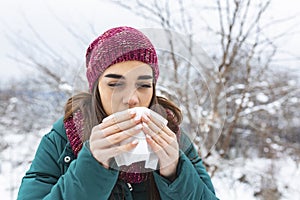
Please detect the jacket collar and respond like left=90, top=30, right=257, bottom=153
left=52, top=117, right=68, bottom=141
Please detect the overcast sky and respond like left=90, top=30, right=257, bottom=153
left=0, top=0, right=149, bottom=82
left=0, top=0, right=299, bottom=81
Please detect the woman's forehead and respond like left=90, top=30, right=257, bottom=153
left=103, top=61, right=153, bottom=77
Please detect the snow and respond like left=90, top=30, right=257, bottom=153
left=235, top=98, right=242, bottom=105
left=288, top=80, right=296, bottom=86
left=0, top=128, right=47, bottom=199
left=256, top=92, right=269, bottom=103
left=1, top=127, right=300, bottom=200
left=227, top=84, right=246, bottom=93
left=247, top=101, right=254, bottom=108
left=58, top=83, right=73, bottom=91
left=213, top=157, right=300, bottom=200
left=289, top=97, right=298, bottom=103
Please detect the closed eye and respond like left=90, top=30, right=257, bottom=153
left=108, top=82, right=124, bottom=87
left=136, top=83, right=152, bottom=88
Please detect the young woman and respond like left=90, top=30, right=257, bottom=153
left=17, top=26, right=219, bottom=199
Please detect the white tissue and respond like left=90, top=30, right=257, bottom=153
left=114, top=107, right=167, bottom=169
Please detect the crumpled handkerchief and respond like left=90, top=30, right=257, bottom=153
left=114, top=107, right=168, bottom=169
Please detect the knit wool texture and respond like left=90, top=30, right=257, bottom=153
left=86, top=26, right=159, bottom=92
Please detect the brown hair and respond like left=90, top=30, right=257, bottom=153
left=64, top=83, right=182, bottom=199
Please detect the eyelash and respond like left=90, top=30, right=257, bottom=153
left=107, top=83, right=152, bottom=88
left=137, top=83, right=152, bottom=88
left=108, top=83, right=124, bottom=87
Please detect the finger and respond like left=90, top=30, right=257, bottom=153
left=100, top=117, right=141, bottom=138
left=116, top=139, right=139, bottom=154
left=143, top=116, right=176, bottom=138
left=143, top=122, right=179, bottom=154
left=148, top=110, right=168, bottom=130
left=142, top=111, right=174, bottom=138
left=142, top=117, right=173, bottom=144
left=145, top=134, right=168, bottom=158
left=146, top=134, right=179, bottom=172
left=101, top=109, right=137, bottom=129
left=143, top=123, right=170, bottom=148
left=97, top=124, right=143, bottom=148
left=92, top=139, right=139, bottom=163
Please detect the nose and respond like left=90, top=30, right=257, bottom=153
left=123, top=89, right=139, bottom=108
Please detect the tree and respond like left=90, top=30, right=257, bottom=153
left=111, top=0, right=300, bottom=162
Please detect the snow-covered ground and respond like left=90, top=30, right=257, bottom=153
left=0, top=128, right=47, bottom=199
left=1, top=129, right=299, bottom=200
left=213, top=157, right=300, bottom=199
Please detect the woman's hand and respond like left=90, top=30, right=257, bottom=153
left=89, top=109, right=142, bottom=168
left=142, top=111, right=179, bottom=181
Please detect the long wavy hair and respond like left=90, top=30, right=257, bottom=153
left=64, top=80, right=182, bottom=199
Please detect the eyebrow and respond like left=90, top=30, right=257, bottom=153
left=104, top=74, right=153, bottom=80
left=104, top=74, right=125, bottom=79
left=137, top=75, right=153, bottom=80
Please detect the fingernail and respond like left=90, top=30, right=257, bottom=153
left=142, top=114, right=150, bottom=122
left=134, top=115, right=141, bottom=121
left=129, top=108, right=136, bottom=115
left=135, top=124, right=142, bottom=130
left=102, top=115, right=113, bottom=122
left=132, top=139, right=139, bottom=145
left=142, top=122, right=149, bottom=128
left=146, top=134, right=152, bottom=139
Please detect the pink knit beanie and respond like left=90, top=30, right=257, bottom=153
left=86, top=26, right=159, bottom=92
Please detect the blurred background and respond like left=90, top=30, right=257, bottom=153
left=0, top=0, right=299, bottom=199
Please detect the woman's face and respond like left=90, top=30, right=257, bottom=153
left=98, top=61, right=154, bottom=115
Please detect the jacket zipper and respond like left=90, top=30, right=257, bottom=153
left=127, top=183, right=133, bottom=191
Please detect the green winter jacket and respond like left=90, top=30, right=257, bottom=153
left=17, top=117, right=219, bottom=200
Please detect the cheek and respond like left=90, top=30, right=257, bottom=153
left=140, top=90, right=154, bottom=106
left=100, top=88, right=125, bottom=114
left=99, top=87, right=113, bottom=115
